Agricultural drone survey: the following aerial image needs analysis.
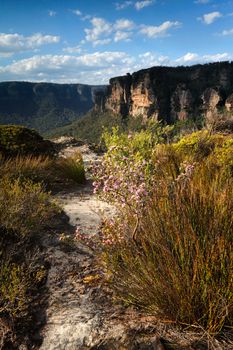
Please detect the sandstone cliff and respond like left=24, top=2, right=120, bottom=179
left=95, top=61, right=233, bottom=123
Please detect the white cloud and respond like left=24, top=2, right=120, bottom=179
left=135, top=52, right=171, bottom=68
left=83, top=15, right=180, bottom=46
left=62, top=45, right=82, bottom=53
left=140, top=21, right=181, bottom=38
left=194, top=0, right=210, bottom=4
left=135, top=0, right=154, bottom=10
left=72, top=9, right=82, bottom=16
left=115, top=1, right=132, bottom=10
left=92, top=38, right=112, bottom=47
left=84, top=17, right=112, bottom=46
left=221, top=28, right=233, bottom=36
left=0, top=51, right=232, bottom=84
left=176, top=52, right=231, bottom=64
left=203, top=53, right=231, bottom=61
left=114, top=31, right=132, bottom=42
left=0, top=52, right=134, bottom=84
left=114, top=19, right=135, bottom=31
left=200, top=11, right=222, bottom=24
left=176, top=52, right=199, bottom=63
left=48, top=10, right=56, bottom=17
left=84, top=17, right=135, bottom=46
left=0, top=33, right=60, bottom=57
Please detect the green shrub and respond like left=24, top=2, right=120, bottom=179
left=173, top=130, right=231, bottom=162
left=0, top=178, right=59, bottom=236
left=0, top=262, right=32, bottom=317
left=95, top=130, right=233, bottom=335
left=102, top=159, right=233, bottom=334
left=211, top=138, right=233, bottom=176
left=54, top=150, right=86, bottom=184
left=0, top=176, right=58, bottom=345
left=0, top=125, right=54, bottom=157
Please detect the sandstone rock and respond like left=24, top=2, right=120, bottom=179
left=171, top=84, right=193, bottom=121
left=225, top=93, right=233, bottom=112
left=95, top=61, right=233, bottom=124
left=201, top=88, right=222, bottom=123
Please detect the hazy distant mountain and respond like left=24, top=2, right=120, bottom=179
left=0, top=81, right=106, bottom=134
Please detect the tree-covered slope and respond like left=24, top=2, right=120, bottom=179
left=0, top=81, right=106, bottom=133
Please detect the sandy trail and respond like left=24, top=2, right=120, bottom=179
left=40, top=141, right=116, bottom=350
left=55, top=142, right=114, bottom=233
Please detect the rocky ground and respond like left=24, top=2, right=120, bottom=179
left=37, top=138, right=231, bottom=350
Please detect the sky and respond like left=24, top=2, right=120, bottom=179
left=0, top=0, right=233, bottom=85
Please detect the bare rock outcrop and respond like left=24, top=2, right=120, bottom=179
left=201, top=88, right=222, bottom=123
left=95, top=61, right=233, bottom=124
left=225, top=93, right=233, bottom=111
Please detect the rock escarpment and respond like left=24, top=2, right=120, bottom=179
left=95, top=61, right=233, bottom=123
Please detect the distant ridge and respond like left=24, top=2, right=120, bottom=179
left=0, top=81, right=106, bottom=134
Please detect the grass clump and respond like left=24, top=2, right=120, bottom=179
left=0, top=177, right=59, bottom=236
left=0, top=154, right=53, bottom=183
left=0, top=177, right=59, bottom=346
left=1, top=261, right=35, bottom=317
left=0, top=125, right=82, bottom=347
left=173, top=130, right=231, bottom=161
left=0, top=224, right=49, bottom=347
left=93, top=129, right=233, bottom=335
left=54, top=150, right=86, bottom=184
left=103, top=165, right=233, bottom=334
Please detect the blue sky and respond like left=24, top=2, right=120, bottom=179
left=0, top=0, right=232, bottom=84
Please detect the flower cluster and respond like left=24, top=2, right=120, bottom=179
left=74, top=218, right=127, bottom=250
left=74, top=226, right=99, bottom=250
left=92, top=147, right=152, bottom=213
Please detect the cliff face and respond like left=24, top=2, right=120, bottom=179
left=97, top=62, right=233, bottom=123
left=0, top=82, right=106, bottom=134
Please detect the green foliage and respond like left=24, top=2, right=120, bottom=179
left=96, top=130, right=233, bottom=334
left=0, top=154, right=53, bottom=182
left=54, top=151, right=86, bottom=184
left=0, top=176, right=58, bottom=345
left=46, top=110, right=125, bottom=144
left=47, top=110, right=173, bottom=146
left=173, top=130, right=231, bottom=161
left=102, top=121, right=174, bottom=159
left=0, top=262, right=32, bottom=317
left=0, top=178, right=59, bottom=236
left=0, top=81, right=95, bottom=134
left=211, top=138, right=233, bottom=176
left=0, top=125, right=54, bottom=157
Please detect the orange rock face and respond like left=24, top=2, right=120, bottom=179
left=95, top=62, right=233, bottom=124
left=225, top=94, right=233, bottom=112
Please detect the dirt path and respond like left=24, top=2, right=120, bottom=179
left=54, top=141, right=115, bottom=234
left=39, top=139, right=222, bottom=350
left=40, top=141, right=117, bottom=349
left=39, top=139, right=167, bottom=350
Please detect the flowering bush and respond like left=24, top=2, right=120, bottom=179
left=92, top=126, right=172, bottom=211
left=90, top=128, right=233, bottom=335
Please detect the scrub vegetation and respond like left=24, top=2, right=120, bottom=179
left=87, top=126, right=233, bottom=335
